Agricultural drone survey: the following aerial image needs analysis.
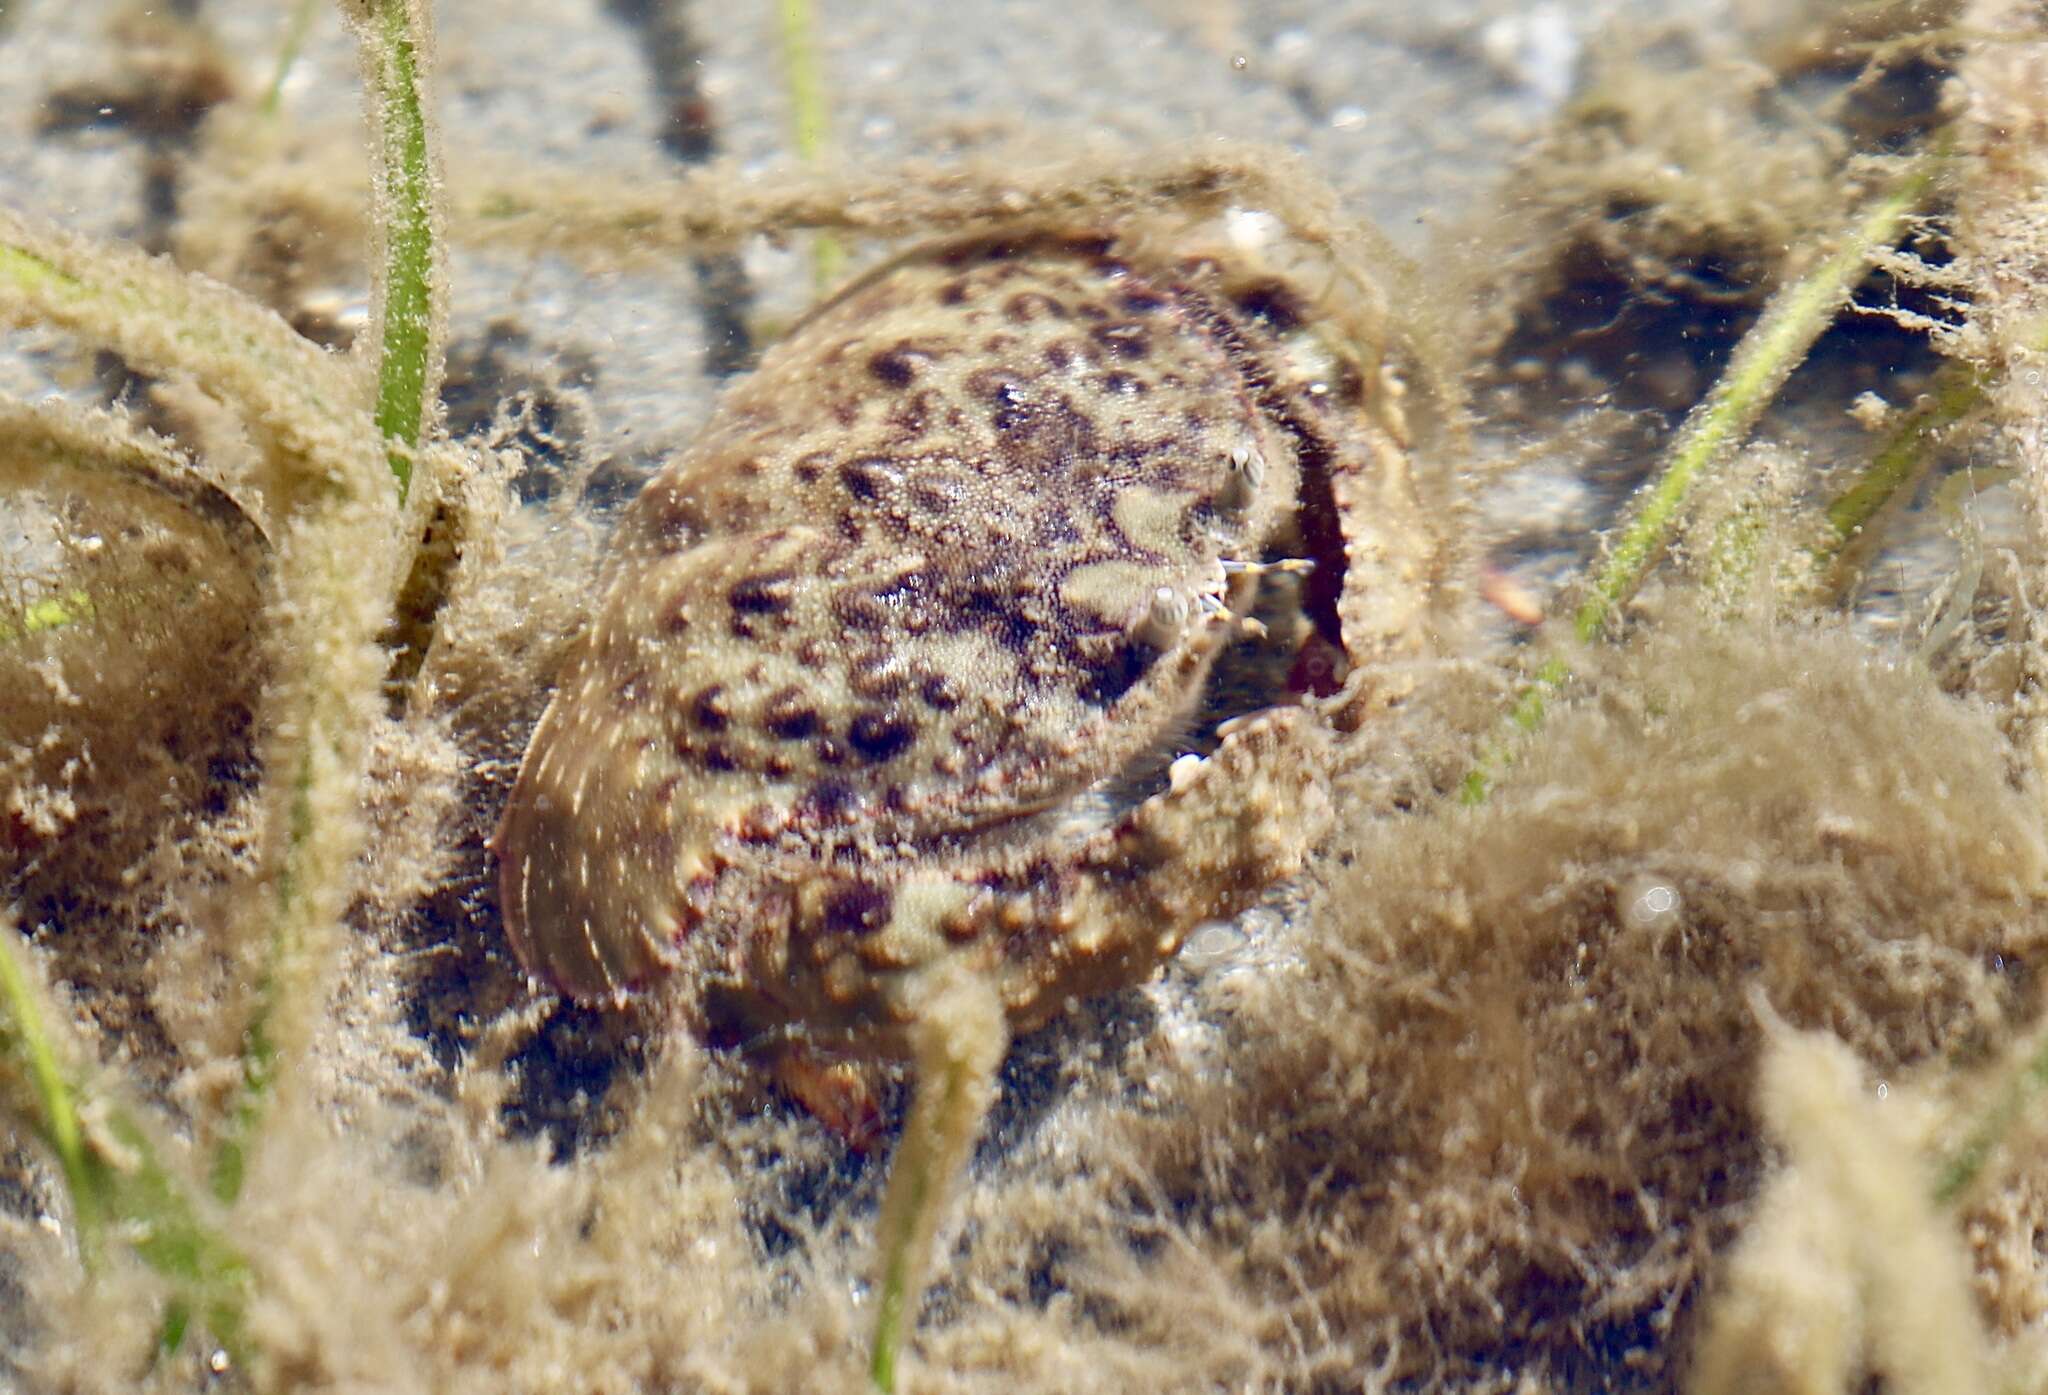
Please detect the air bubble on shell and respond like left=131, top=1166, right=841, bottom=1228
left=1619, top=875, right=1681, bottom=931
left=1177, top=920, right=1248, bottom=973
left=1223, top=208, right=1282, bottom=258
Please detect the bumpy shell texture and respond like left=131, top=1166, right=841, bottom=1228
left=496, top=226, right=1407, bottom=1055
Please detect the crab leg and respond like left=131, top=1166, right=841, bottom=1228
left=862, top=704, right=1330, bottom=1388
left=1066, top=705, right=1335, bottom=965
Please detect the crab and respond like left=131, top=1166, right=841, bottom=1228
left=493, top=209, right=1438, bottom=1101
left=486, top=191, right=1443, bottom=1383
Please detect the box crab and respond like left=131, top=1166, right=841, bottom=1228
left=490, top=174, right=1445, bottom=1381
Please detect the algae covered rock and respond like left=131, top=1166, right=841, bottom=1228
left=1, top=401, right=266, bottom=881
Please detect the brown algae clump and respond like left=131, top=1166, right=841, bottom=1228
left=1109, top=613, right=2048, bottom=1387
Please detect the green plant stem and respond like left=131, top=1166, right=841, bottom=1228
left=361, top=0, right=439, bottom=500
left=1582, top=159, right=1938, bottom=644
left=1813, top=306, right=2048, bottom=601
left=0, top=217, right=398, bottom=1221
left=0, top=7, right=437, bottom=1249
left=5, top=0, right=427, bottom=1368
left=1699, top=492, right=1770, bottom=613
left=1935, top=1030, right=2048, bottom=1204
left=262, top=0, right=322, bottom=115
left=209, top=492, right=404, bottom=1207
left=1825, top=364, right=1983, bottom=549
left=0, top=214, right=376, bottom=517
left=455, top=138, right=1381, bottom=273
left=0, top=927, right=251, bottom=1354
left=776, top=0, right=843, bottom=291
left=1459, top=656, right=1567, bottom=804
left=869, top=1162, right=926, bottom=1390
left=98, top=1109, right=254, bottom=1357
left=869, top=970, right=1006, bottom=1392
left=0, top=935, right=96, bottom=1238
left=210, top=759, right=310, bottom=1204
left=1811, top=360, right=1986, bottom=595
left=1459, top=151, right=1940, bottom=804
left=212, top=0, right=442, bottom=1202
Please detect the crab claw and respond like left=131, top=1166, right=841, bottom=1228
left=1043, top=706, right=1335, bottom=988
left=1319, top=413, right=1440, bottom=723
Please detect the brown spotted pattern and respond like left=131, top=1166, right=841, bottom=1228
left=494, top=226, right=1437, bottom=1062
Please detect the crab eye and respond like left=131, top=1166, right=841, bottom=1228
left=1133, top=585, right=1189, bottom=649
left=1220, top=443, right=1265, bottom=512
